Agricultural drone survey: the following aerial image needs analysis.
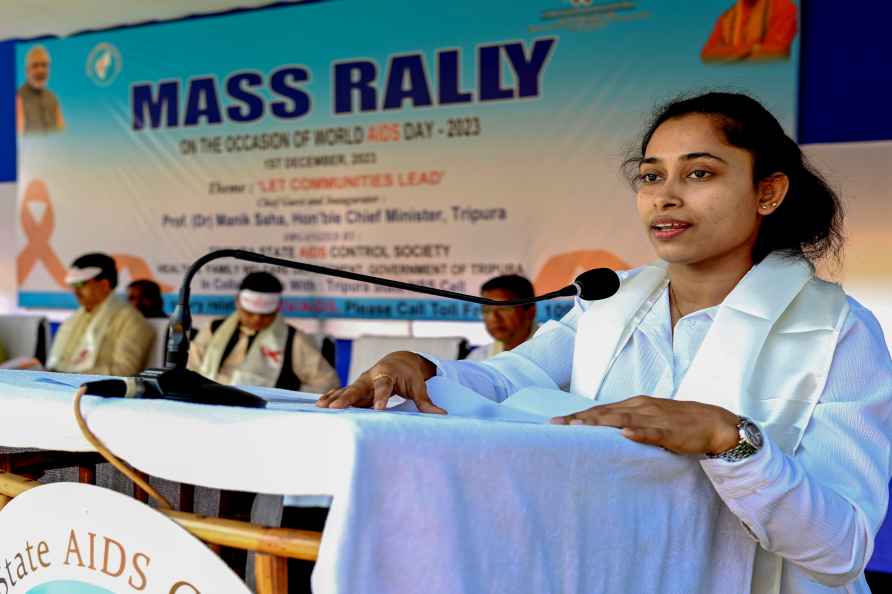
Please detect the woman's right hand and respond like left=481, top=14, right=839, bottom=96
left=315, top=351, right=446, bottom=414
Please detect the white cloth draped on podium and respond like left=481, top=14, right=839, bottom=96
left=0, top=371, right=754, bottom=593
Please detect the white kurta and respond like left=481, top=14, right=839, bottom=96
left=432, top=255, right=892, bottom=594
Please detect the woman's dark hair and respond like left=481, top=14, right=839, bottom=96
left=624, top=92, right=843, bottom=264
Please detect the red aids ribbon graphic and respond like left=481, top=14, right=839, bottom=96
left=17, top=179, right=68, bottom=287
left=260, top=346, right=282, bottom=364
left=75, top=348, right=90, bottom=364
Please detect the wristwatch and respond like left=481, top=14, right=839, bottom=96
left=707, top=417, right=763, bottom=462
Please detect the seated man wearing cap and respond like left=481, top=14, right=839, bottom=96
left=48, top=252, right=155, bottom=375
left=466, top=274, right=539, bottom=361
left=187, top=271, right=339, bottom=392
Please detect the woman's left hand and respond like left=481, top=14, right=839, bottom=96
left=550, top=396, right=741, bottom=455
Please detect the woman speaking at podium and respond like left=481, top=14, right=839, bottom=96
left=317, top=92, right=892, bottom=593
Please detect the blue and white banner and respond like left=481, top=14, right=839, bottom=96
left=15, top=0, right=798, bottom=320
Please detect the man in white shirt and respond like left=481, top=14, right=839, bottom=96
left=466, top=275, right=538, bottom=362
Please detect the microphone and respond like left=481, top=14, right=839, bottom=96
left=83, top=249, right=620, bottom=407
left=81, top=379, right=130, bottom=397
left=81, top=369, right=266, bottom=408
left=571, top=268, right=621, bottom=301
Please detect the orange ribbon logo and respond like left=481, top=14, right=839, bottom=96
left=17, top=179, right=173, bottom=292
left=115, top=255, right=174, bottom=292
left=17, top=179, right=68, bottom=287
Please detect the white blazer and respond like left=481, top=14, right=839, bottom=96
left=572, top=254, right=847, bottom=455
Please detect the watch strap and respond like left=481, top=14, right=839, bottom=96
left=706, top=417, right=762, bottom=462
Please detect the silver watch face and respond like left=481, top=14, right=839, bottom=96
left=740, top=419, right=763, bottom=449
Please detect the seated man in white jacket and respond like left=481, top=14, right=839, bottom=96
left=187, top=271, right=339, bottom=393
left=48, top=252, right=154, bottom=376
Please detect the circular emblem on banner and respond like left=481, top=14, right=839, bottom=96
left=0, top=483, right=251, bottom=593
left=85, top=43, right=122, bottom=86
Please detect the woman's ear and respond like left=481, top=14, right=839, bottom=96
left=757, top=172, right=790, bottom=215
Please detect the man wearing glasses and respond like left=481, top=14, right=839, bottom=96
left=47, top=252, right=154, bottom=375
left=466, top=274, right=538, bottom=362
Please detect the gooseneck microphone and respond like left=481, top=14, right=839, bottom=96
left=570, top=268, right=622, bottom=301
left=83, top=249, right=620, bottom=407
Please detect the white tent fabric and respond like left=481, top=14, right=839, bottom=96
left=0, top=0, right=304, bottom=41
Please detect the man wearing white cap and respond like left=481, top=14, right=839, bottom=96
left=48, top=252, right=154, bottom=375
left=188, top=271, right=339, bottom=392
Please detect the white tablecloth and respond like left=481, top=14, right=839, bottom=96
left=0, top=370, right=753, bottom=593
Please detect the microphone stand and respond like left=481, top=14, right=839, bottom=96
left=119, top=249, right=616, bottom=408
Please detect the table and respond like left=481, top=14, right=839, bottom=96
left=0, top=370, right=755, bottom=594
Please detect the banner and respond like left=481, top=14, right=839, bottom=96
left=16, top=0, right=799, bottom=320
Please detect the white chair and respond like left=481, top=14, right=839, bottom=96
left=347, top=335, right=468, bottom=384
left=144, top=318, right=170, bottom=369
left=0, top=314, right=51, bottom=364
left=305, top=331, right=336, bottom=368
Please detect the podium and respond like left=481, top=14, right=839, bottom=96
left=0, top=370, right=755, bottom=593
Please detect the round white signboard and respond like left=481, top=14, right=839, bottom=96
left=0, top=482, right=251, bottom=593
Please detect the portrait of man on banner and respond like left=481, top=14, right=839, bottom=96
left=17, top=45, right=65, bottom=134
